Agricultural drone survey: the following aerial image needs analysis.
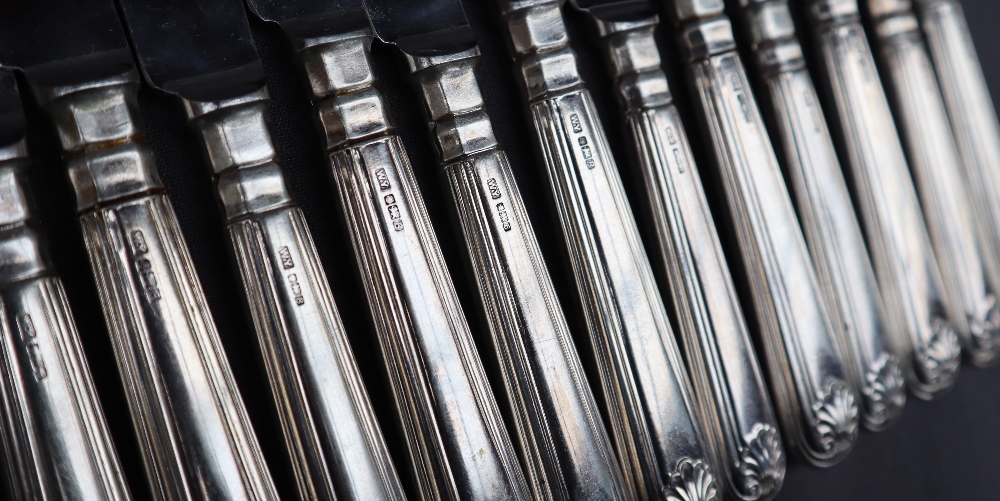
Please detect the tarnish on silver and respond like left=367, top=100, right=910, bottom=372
left=36, top=71, right=278, bottom=500
left=297, top=30, right=531, bottom=500
left=0, top=121, right=130, bottom=500
left=916, top=0, right=1000, bottom=366
left=585, top=11, right=784, bottom=500
left=495, top=1, right=716, bottom=498
left=864, top=0, right=1000, bottom=367
left=400, top=26, right=630, bottom=501
left=664, top=0, right=858, bottom=466
left=805, top=0, right=960, bottom=399
left=735, top=0, right=904, bottom=431
left=182, top=86, right=405, bottom=500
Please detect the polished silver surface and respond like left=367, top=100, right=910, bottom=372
left=299, top=30, right=530, bottom=501
left=916, top=0, right=1000, bottom=365
left=0, top=105, right=131, bottom=500
left=736, top=0, right=905, bottom=431
left=399, top=28, right=629, bottom=501
left=33, top=71, right=277, bottom=500
left=806, top=0, right=961, bottom=398
left=495, top=1, right=717, bottom=498
left=866, top=0, right=1000, bottom=368
left=182, top=89, right=404, bottom=501
left=664, top=0, right=859, bottom=466
left=584, top=10, right=785, bottom=500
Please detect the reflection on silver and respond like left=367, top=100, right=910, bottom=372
left=0, top=91, right=131, bottom=500
left=736, top=0, right=904, bottom=431
left=662, top=0, right=858, bottom=466
left=496, top=1, right=716, bottom=498
left=34, top=71, right=277, bottom=500
left=583, top=10, right=784, bottom=500
left=916, top=0, right=1000, bottom=367
left=914, top=0, right=1000, bottom=365
left=181, top=88, right=404, bottom=500
left=297, top=30, right=530, bottom=500
left=402, top=22, right=629, bottom=501
left=867, top=0, right=1000, bottom=368
left=805, top=0, right=960, bottom=399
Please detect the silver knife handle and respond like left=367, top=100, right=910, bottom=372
left=39, top=72, right=277, bottom=501
left=493, top=2, right=716, bottom=498
left=807, top=0, right=960, bottom=398
left=865, top=0, right=1000, bottom=366
left=740, top=0, right=905, bottom=431
left=0, top=140, right=130, bottom=500
left=671, top=2, right=858, bottom=466
left=916, top=0, right=1000, bottom=336
left=183, top=87, right=403, bottom=501
left=301, top=32, right=529, bottom=501
left=385, top=18, right=629, bottom=499
left=592, top=14, right=785, bottom=500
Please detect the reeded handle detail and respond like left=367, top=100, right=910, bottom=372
left=807, top=0, right=960, bottom=398
left=228, top=206, right=403, bottom=501
left=738, top=0, right=905, bottom=431
left=36, top=72, right=277, bottom=501
left=917, top=0, right=1000, bottom=340
left=673, top=9, right=858, bottom=466
left=866, top=2, right=1000, bottom=366
left=444, top=147, right=628, bottom=501
left=591, top=14, right=784, bottom=500
left=493, top=2, right=717, bottom=497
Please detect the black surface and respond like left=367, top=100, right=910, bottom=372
left=12, top=0, right=1000, bottom=499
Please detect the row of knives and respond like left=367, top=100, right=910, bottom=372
left=0, top=0, right=994, bottom=499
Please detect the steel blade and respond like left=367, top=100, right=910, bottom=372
left=362, top=0, right=475, bottom=56
left=116, top=0, right=265, bottom=102
left=0, top=0, right=134, bottom=88
left=246, top=0, right=370, bottom=39
left=569, top=0, right=656, bottom=21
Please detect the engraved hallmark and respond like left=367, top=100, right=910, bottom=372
left=17, top=313, right=47, bottom=381
left=129, top=229, right=161, bottom=301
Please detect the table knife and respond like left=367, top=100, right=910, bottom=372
left=0, top=69, right=130, bottom=501
left=861, top=0, right=1000, bottom=367
left=115, top=1, right=404, bottom=500
left=480, top=0, right=719, bottom=497
left=251, top=0, right=627, bottom=499
left=732, top=0, right=905, bottom=431
left=0, top=2, right=278, bottom=499
left=659, top=0, right=859, bottom=466
left=572, top=0, right=786, bottom=498
left=804, top=0, right=961, bottom=398
left=915, top=0, right=1000, bottom=348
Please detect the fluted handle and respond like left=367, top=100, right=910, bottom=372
left=866, top=1, right=1000, bottom=366
left=589, top=13, right=784, bottom=500
left=672, top=8, right=858, bottom=466
left=37, top=72, right=276, bottom=501
left=806, top=0, right=960, bottom=398
left=738, top=0, right=905, bottom=431
left=916, top=0, right=1000, bottom=335
left=183, top=84, right=403, bottom=501
left=493, top=2, right=717, bottom=497
left=444, top=147, right=628, bottom=501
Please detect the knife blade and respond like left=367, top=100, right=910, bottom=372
left=658, top=0, right=860, bottom=466
left=251, top=0, right=627, bottom=499
left=571, top=0, right=787, bottom=498
left=731, top=0, right=906, bottom=432
left=0, top=1, right=278, bottom=499
left=0, top=69, right=130, bottom=501
left=473, top=0, right=721, bottom=497
left=860, top=0, right=1000, bottom=367
left=915, top=0, right=1000, bottom=359
left=115, top=1, right=404, bottom=499
left=804, top=0, right=961, bottom=399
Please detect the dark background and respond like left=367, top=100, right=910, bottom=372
left=14, top=0, right=1000, bottom=499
